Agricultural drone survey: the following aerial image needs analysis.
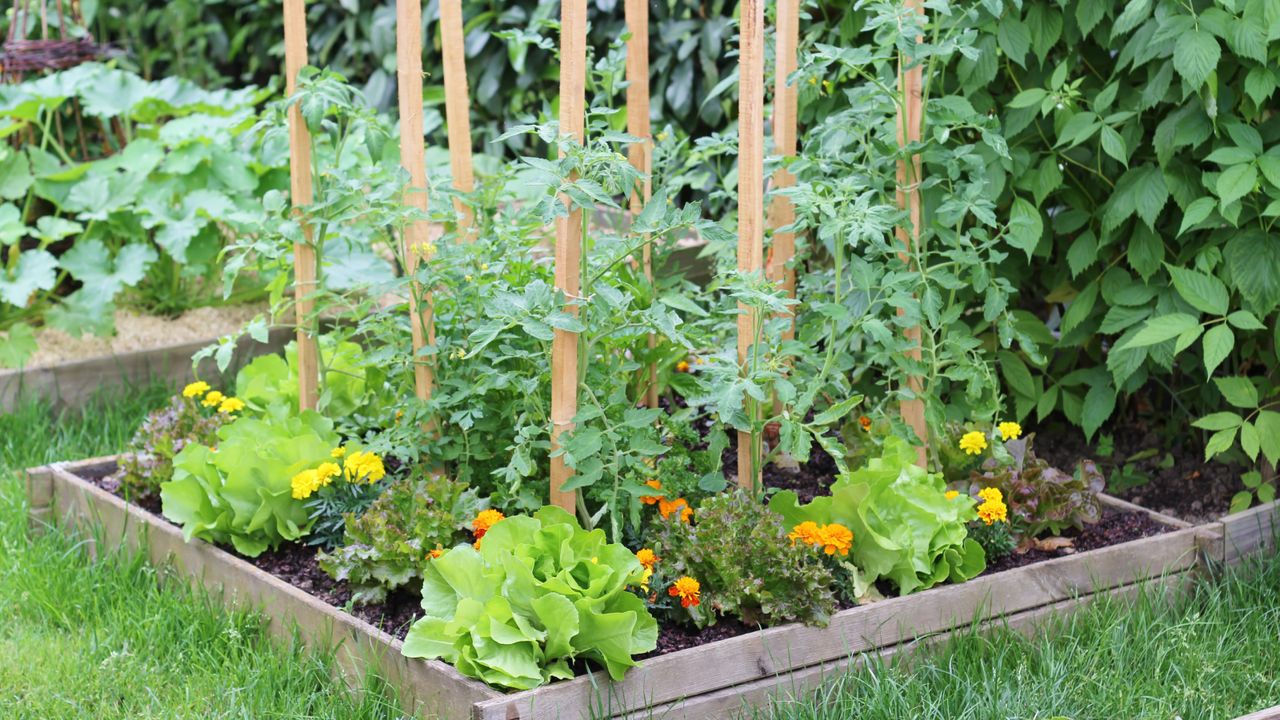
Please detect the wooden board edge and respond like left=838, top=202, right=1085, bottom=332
left=1234, top=704, right=1280, bottom=720
left=39, top=463, right=501, bottom=716
left=1220, top=499, right=1279, bottom=566
left=475, top=526, right=1204, bottom=720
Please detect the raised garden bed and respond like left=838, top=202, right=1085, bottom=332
left=27, top=456, right=1223, bottom=720
left=0, top=323, right=292, bottom=414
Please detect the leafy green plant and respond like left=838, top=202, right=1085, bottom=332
left=234, top=337, right=385, bottom=418
left=968, top=435, right=1105, bottom=540
left=401, top=505, right=657, bottom=690
left=770, top=436, right=986, bottom=597
left=113, top=392, right=233, bottom=502
left=650, top=490, right=838, bottom=628
left=317, top=470, right=485, bottom=604
left=161, top=408, right=340, bottom=556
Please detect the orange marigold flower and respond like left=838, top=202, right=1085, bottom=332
left=818, top=523, right=853, bottom=556
left=859, top=415, right=872, bottom=431
left=640, top=479, right=663, bottom=505
left=636, top=548, right=658, bottom=570
left=429, top=548, right=443, bottom=559
left=675, top=360, right=691, bottom=373
left=788, top=521, right=824, bottom=547
left=472, top=509, right=505, bottom=539
left=668, top=576, right=701, bottom=608
left=658, top=497, right=692, bottom=523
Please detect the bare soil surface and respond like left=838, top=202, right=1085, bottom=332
left=24, top=304, right=265, bottom=369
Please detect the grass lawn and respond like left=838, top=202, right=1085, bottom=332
left=0, top=384, right=403, bottom=720
left=2, top=384, right=1278, bottom=720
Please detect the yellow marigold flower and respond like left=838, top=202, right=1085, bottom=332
left=331, top=446, right=347, bottom=458
left=472, top=509, right=505, bottom=539
left=217, top=397, right=246, bottom=414
left=182, top=381, right=210, bottom=398
left=998, top=421, right=1023, bottom=441
left=959, top=430, right=988, bottom=455
left=668, top=576, right=701, bottom=608
left=818, top=523, right=853, bottom=556
left=977, top=498, right=1008, bottom=525
left=343, top=451, right=386, bottom=484
left=316, top=462, right=341, bottom=484
left=788, top=521, right=824, bottom=547
left=658, top=497, right=692, bottom=523
left=640, top=566, right=654, bottom=592
left=640, top=479, right=663, bottom=505
left=675, top=360, right=690, bottom=373
left=945, top=490, right=960, bottom=500
left=636, top=548, right=658, bottom=570
left=290, top=469, right=321, bottom=500
left=201, top=390, right=225, bottom=408
left=978, top=487, right=1003, bottom=504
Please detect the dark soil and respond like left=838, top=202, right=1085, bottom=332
left=1035, top=423, right=1245, bottom=524
left=642, top=617, right=754, bottom=658
left=984, top=509, right=1172, bottom=574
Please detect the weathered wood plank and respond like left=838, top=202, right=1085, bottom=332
left=1235, top=704, right=1280, bottom=720
left=0, top=326, right=292, bottom=414
left=475, top=525, right=1202, bottom=720
left=1221, top=500, right=1279, bottom=565
left=41, top=462, right=499, bottom=718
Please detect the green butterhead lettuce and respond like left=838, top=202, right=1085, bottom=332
left=161, top=408, right=340, bottom=556
left=236, top=337, right=382, bottom=417
left=770, top=436, right=986, bottom=597
left=402, top=506, right=657, bottom=690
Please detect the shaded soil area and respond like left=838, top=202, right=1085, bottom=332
left=984, top=510, right=1171, bottom=574
left=1036, top=423, right=1244, bottom=524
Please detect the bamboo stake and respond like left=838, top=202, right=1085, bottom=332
left=896, top=0, right=928, bottom=467
left=549, top=0, right=588, bottom=513
left=767, top=0, right=798, bottom=320
left=283, top=0, right=319, bottom=412
left=439, top=0, right=476, bottom=235
left=737, top=0, right=765, bottom=493
left=396, top=0, right=435, bottom=403
left=625, top=0, right=656, bottom=408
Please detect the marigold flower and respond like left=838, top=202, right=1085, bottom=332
left=859, top=415, right=872, bottom=431
left=675, top=360, right=690, bottom=373
left=316, top=462, right=341, bottom=484
left=182, top=381, right=210, bottom=398
left=201, top=390, right=225, bottom=408
left=978, top=486, right=1003, bottom=504
left=217, top=397, right=246, bottom=414
left=343, top=451, right=386, bottom=483
left=290, top=469, right=321, bottom=500
left=640, top=479, right=663, bottom=505
left=998, top=421, right=1023, bottom=441
left=818, top=523, right=853, bottom=556
left=640, top=566, right=654, bottom=592
left=788, top=521, right=824, bottom=547
left=959, top=430, right=988, bottom=455
left=472, top=509, right=505, bottom=539
left=977, top=497, right=1008, bottom=525
left=658, top=497, right=692, bottom=523
left=668, top=576, right=701, bottom=608
left=429, top=548, right=444, bottom=559
left=945, top=490, right=960, bottom=500
left=331, top=446, right=346, bottom=458
left=636, top=548, right=658, bottom=570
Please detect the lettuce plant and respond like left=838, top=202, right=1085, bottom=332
left=402, top=506, right=657, bottom=690
left=160, top=408, right=340, bottom=556
left=235, top=337, right=382, bottom=418
left=650, top=490, right=837, bottom=628
left=969, top=435, right=1104, bottom=539
left=318, top=471, right=485, bottom=604
left=770, top=436, right=986, bottom=597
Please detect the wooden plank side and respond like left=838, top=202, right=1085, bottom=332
left=1221, top=500, right=1279, bottom=565
left=397, top=0, right=437, bottom=404
left=1235, top=705, right=1280, bottom=720
left=548, top=0, right=588, bottom=513
left=632, top=572, right=1197, bottom=720
left=43, top=463, right=499, bottom=718
left=475, top=526, right=1202, bottom=720
left=735, top=0, right=766, bottom=492
left=439, top=0, right=476, bottom=233
left=0, top=326, right=292, bottom=414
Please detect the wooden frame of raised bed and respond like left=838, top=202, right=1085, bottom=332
left=0, top=326, right=294, bottom=414
left=27, top=456, right=1240, bottom=720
